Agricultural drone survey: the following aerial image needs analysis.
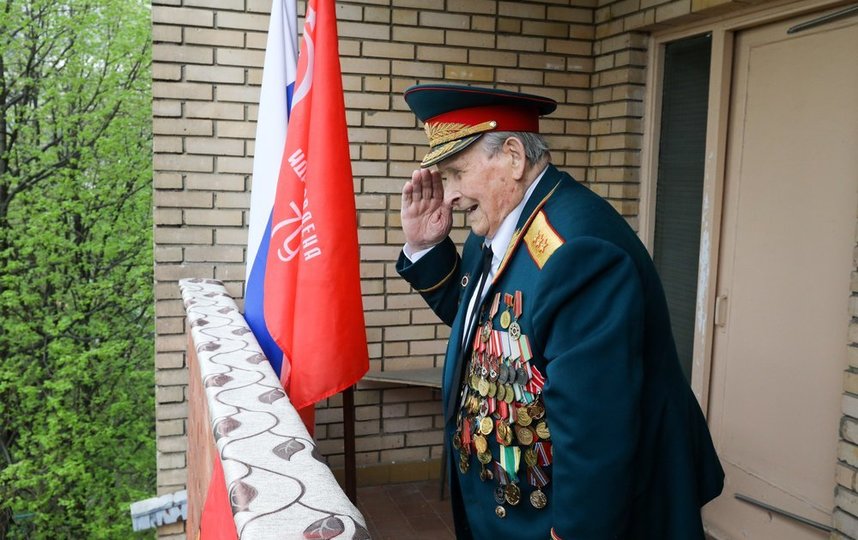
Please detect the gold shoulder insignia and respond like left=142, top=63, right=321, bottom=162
left=524, top=211, right=564, bottom=269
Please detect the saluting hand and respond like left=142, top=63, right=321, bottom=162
left=401, top=168, right=452, bottom=252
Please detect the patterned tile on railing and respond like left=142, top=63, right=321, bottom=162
left=180, top=278, right=369, bottom=539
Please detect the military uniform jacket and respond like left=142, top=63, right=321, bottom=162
left=397, top=165, right=724, bottom=539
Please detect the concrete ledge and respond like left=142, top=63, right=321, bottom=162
left=180, top=278, right=367, bottom=539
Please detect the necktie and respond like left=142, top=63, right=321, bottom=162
left=446, top=244, right=493, bottom=421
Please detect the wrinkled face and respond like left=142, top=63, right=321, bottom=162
left=437, top=139, right=526, bottom=238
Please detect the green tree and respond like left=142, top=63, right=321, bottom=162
left=0, top=0, right=154, bottom=537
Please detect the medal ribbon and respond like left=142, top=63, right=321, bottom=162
left=527, top=465, right=549, bottom=488
left=491, top=330, right=502, bottom=358
left=493, top=461, right=509, bottom=485
left=519, top=335, right=533, bottom=362
left=534, top=441, right=552, bottom=466
left=462, top=418, right=473, bottom=448
left=526, top=365, right=545, bottom=393
left=514, top=290, right=523, bottom=318
left=500, top=446, right=521, bottom=483
left=490, top=292, right=501, bottom=319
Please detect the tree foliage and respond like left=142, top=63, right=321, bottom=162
left=0, top=0, right=154, bottom=537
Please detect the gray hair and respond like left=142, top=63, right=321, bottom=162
left=480, top=131, right=550, bottom=165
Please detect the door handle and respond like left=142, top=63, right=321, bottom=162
left=715, top=294, right=728, bottom=327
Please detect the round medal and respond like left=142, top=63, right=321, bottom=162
left=527, top=402, right=545, bottom=420
left=452, top=432, right=462, bottom=450
left=509, top=321, right=521, bottom=340
left=504, top=484, right=521, bottom=506
left=516, top=407, right=532, bottom=427
left=478, top=378, right=490, bottom=397
left=524, top=447, right=538, bottom=467
left=495, top=505, right=507, bottom=518
left=504, top=385, right=515, bottom=404
left=480, top=417, right=494, bottom=436
left=535, top=421, right=550, bottom=440
left=494, top=486, right=506, bottom=505
left=515, top=426, right=535, bottom=446
left=478, top=450, right=492, bottom=465
left=496, top=384, right=506, bottom=402
left=474, top=434, right=488, bottom=454
left=481, top=321, right=491, bottom=342
left=500, top=310, right=512, bottom=329
left=530, top=489, right=548, bottom=509
left=488, top=381, right=497, bottom=398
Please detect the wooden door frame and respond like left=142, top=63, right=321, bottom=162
left=638, top=0, right=852, bottom=415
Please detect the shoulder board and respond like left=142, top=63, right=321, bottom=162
left=524, top=211, right=564, bottom=269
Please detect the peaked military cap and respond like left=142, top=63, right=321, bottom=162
left=404, top=84, right=558, bottom=168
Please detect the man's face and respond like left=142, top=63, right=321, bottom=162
left=437, top=138, right=525, bottom=239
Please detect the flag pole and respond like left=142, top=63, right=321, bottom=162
left=343, top=385, right=357, bottom=503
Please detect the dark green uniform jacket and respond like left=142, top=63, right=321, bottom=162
left=397, top=165, right=724, bottom=539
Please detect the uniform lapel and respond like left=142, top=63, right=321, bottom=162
left=493, top=164, right=563, bottom=284
left=443, top=238, right=487, bottom=420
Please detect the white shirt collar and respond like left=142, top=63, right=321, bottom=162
left=485, top=165, right=548, bottom=272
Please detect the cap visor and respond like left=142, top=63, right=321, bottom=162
left=420, top=134, right=481, bottom=168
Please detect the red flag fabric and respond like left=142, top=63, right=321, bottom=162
left=199, top=454, right=238, bottom=540
left=264, top=0, right=368, bottom=429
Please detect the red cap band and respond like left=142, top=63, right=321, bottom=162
left=427, top=104, right=540, bottom=133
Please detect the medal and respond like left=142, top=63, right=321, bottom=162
left=504, top=385, right=515, bottom=404
left=478, top=378, right=490, bottom=397
left=496, top=384, right=506, bottom=402
left=494, top=485, right=506, bottom=504
left=480, top=416, right=494, bottom=436
left=496, top=420, right=509, bottom=446
left=480, top=463, right=493, bottom=482
left=500, top=310, right=511, bottom=329
left=530, top=489, right=548, bottom=509
left=515, top=425, right=535, bottom=446
left=478, top=450, right=492, bottom=465
left=527, top=401, right=545, bottom=420
left=509, top=321, right=521, bottom=340
left=516, top=366, right=529, bottom=385
left=459, top=451, right=470, bottom=474
left=498, top=363, right=509, bottom=384
left=516, top=407, right=532, bottom=427
left=524, top=446, right=538, bottom=467
left=527, top=465, right=549, bottom=509
left=495, top=505, right=506, bottom=518
left=481, top=320, right=491, bottom=342
left=474, top=433, right=488, bottom=454
left=488, top=381, right=497, bottom=398
left=535, top=421, right=550, bottom=440
left=504, top=484, right=521, bottom=506
left=452, top=432, right=462, bottom=450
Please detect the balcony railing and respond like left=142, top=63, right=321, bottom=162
left=180, top=278, right=368, bottom=539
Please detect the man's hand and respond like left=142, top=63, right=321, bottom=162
left=401, top=168, right=452, bottom=252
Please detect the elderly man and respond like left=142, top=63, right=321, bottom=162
left=395, top=84, right=723, bottom=539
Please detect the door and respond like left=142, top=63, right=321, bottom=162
left=703, top=10, right=858, bottom=539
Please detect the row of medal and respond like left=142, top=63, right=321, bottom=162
left=454, top=291, right=553, bottom=518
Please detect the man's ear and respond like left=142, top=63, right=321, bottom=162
left=503, top=136, right=527, bottom=181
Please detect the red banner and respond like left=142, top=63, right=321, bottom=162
left=199, top=454, right=238, bottom=540
left=264, top=0, right=368, bottom=432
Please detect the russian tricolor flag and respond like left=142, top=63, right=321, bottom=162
left=245, top=0, right=368, bottom=432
